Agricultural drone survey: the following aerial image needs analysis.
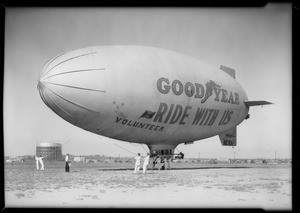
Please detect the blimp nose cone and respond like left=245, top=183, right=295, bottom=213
left=37, top=47, right=107, bottom=128
left=37, top=80, right=48, bottom=107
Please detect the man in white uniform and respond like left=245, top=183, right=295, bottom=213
left=134, top=153, right=142, bottom=173
left=143, top=153, right=150, bottom=174
left=39, top=155, right=45, bottom=170
left=35, top=155, right=39, bottom=170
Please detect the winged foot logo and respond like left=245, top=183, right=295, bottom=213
left=201, top=80, right=221, bottom=103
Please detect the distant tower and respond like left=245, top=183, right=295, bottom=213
left=36, top=142, right=62, bottom=161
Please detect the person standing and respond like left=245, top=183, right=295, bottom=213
left=143, top=153, right=150, bottom=174
left=39, top=155, right=45, bottom=170
left=35, top=155, right=39, bottom=170
left=151, top=156, right=159, bottom=170
left=65, top=153, right=70, bottom=172
left=166, top=156, right=171, bottom=170
left=134, top=153, right=142, bottom=173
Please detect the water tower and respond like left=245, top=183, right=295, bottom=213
left=36, top=142, right=62, bottom=161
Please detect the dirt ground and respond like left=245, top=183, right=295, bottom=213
left=4, top=162, right=292, bottom=210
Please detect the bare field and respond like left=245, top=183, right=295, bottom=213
left=4, top=162, right=291, bottom=209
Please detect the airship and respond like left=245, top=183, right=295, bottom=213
left=37, top=45, right=272, bottom=160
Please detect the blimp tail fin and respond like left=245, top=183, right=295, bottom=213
left=244, top=100, right=273, bottom=107
left=220, top=65, right=235, bottom=79
left=219, top=127, right=237, bottom=146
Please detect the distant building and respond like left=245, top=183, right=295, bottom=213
left=217, top=157, right=229, bottom=163
left=86, top=159, right=97, bottom=163
left=36, top=142, right=62, bottom=161
left=74, top=156, right=85, bottom=162
left=267, top=159, right=279, bottom=164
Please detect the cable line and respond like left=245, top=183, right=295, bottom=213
left=113, top=143, right=136, bottom=155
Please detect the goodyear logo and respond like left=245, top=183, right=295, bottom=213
left=157, top=77, right=239, bottom=105
left=114, top=77, right=240, bottom=132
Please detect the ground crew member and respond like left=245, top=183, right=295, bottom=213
left=160, top=157, right=165, bottom=170
left=134, top=153, right=142, bottom=173
left=39, top=155, right=44, bottom=170
left=35, top=155, right=39, bottom=170
left=143, top=153, right=150, bottom=174
left=65, top=153, right=70, bottom=172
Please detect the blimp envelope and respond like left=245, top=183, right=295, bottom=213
left=38, top=45, right=272, bottom=152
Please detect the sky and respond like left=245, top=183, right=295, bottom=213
left=3, top=4, right=292, bottom=159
